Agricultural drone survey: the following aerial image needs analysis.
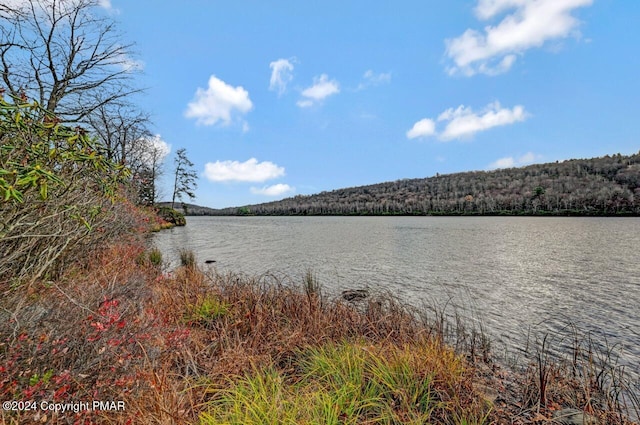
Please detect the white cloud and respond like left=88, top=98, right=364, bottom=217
left=406, top=118, right=436, bottom=140
left=149, top=135, right=171, bottom=157
left=250, top=184, right=295, bottom=196
left=407, top=101, right=528, bottom=141
left=296, top=99, right=314, bottom=108
left=0, top=1, right=23, bottom=17
left=445, top=0, right=593, bottom=76
left=357, top=70, right=392, bottom=90
left=297, top=74, right=340, bottom=107
left=185, top=75, right=253, bottom=126
left=134, top=134, right=171, bottom=167
left=301, top=75, right=340, bottom=100
left=113, top=49, right=144, bottom=72
left=438, top=102, right=528, bottom=140
left=269, top=58, right=295, bottom=95
left=203, top=158, right=285, bottom=183
left=0, top=0, right=20, bottom=7
left=488, top=151, right=540, bottom=169
left=364, top=70, right=391, bottom=84
left=97, top=0, right=114, bottom=10
left=490, top=156, right=517, bottom=169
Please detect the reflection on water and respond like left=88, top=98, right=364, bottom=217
left=153, top=216, right=640, bottom=377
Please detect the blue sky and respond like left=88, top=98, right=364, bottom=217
left=107, top=0, right=639, bottom=208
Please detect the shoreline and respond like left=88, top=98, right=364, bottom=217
left=192, top=211, right=640, bottom=217
left=2, top=241, right=638, bottom=424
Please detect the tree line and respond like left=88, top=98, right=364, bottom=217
left=214, top=152, right=640, bottom=216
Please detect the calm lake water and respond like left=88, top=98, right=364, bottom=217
left=153, top=216, right=640, bottom=376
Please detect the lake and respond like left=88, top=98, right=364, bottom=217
left=153, top=216, right=640, bottom=376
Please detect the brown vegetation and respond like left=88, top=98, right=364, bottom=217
left=1, top=238, right=638, bottom=424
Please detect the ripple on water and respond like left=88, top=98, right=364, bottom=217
left=153, top=216, right=640, bottom=379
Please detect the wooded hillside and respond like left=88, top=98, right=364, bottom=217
left=156, top=202, right=218, bottom=216
left=213, top=151, right=640, bottom=216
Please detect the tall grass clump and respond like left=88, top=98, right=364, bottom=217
left=179, top=248, right=196, bottom=268
left=187, top=295, right=230, bottom=327
left=519, top=325, right=640, bottom=424
left=303, top=268, right=322, bottom=308
left=148, top=247, right=163, bottom=266
left=200, top=340, right=487, bottom=425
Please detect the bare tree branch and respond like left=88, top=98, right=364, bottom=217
left=0, top=0, right=142, bottom=122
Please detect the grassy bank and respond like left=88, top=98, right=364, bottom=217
left=1, top=241, right=638, bottom=424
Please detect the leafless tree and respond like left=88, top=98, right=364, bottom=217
left=0, top=0, right=167, bottom=204
left=87, top=102, right=152, bottom=164
left=130, top=135, right=170, bottom=206
left=1, top=0, right=141, bottom=122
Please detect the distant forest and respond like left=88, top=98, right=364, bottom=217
left=211, top=151, right=640, bottom=216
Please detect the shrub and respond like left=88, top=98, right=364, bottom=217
left=0, top=96, right=130, bottom=286
left=156, top=206, right=186, bottom=226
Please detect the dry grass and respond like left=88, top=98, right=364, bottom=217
left=1, top=239, right=638, bottom=424
left=512, top=327, right=640, bottom=424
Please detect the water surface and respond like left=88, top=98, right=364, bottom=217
left=153, top=216, right=640, bottom=375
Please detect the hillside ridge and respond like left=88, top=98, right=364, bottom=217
left=204, top=151, right=640, bottom=216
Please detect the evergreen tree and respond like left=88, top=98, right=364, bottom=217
left=171, top=148, right=198, bottom=210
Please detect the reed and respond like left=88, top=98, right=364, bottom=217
left=179, top=248, right=196, bottom=268
left=518, top=323, right=640, bottom=424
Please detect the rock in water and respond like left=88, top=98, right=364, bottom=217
left=341, top=289, right=368, bottom=302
